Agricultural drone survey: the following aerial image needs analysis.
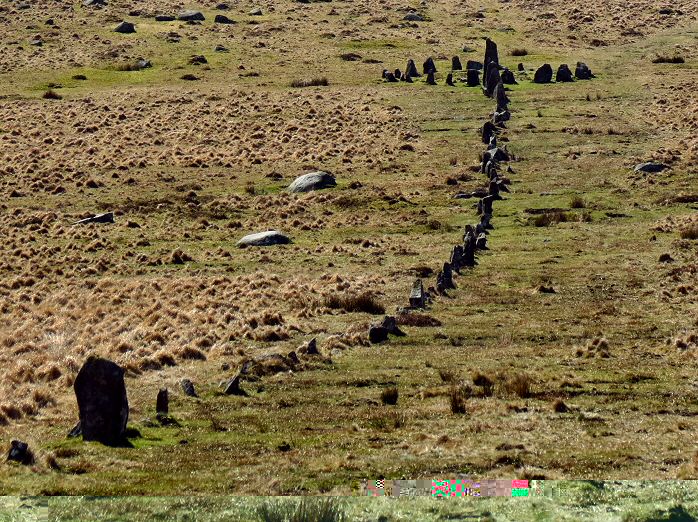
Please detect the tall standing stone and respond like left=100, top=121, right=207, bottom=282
left=556, top=64, right=574, bottom=82
left=484, top=61, right=501, bottom=97
left=493, top=81, right=509, bottom=111
left=483, top=38, right=499, bottom=87
left=406, top=59, right=420, bottom=78
left=156, top=388, right=168, bottom=414
left=73, top=357, right=129, bottom=446
left=466, top=68, right=480, bottom=87
left=423, top=57, right=437, bottom=75
left=452, top=56, right=463, bottom=71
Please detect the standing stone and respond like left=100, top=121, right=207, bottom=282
left=484, top=62, right=501, bottom=96
left=575, top=62, right=595, bottom=80
left=488, top=180, right=502, bottom=200
left=381, top=316, right=406, bottom=337
left=463, top=226, right=476, bottom=267
left=304, top=338, right=320, bottom=355
left=423, top=57, right=437, bottom=75
left=481, top=121, right=497, bottom=144
left=476, top=233, right=488, bottom=250
left=442, top=262, right=455, bottom=289
left=394, top=69, right=402, bottom=81
left=480, top=212, right=494, bottom=231
left=452, top=56, right=463, bottom=70
left=426, top=71, right=436, bottom=85
left=410, top=279, right=425, bottom=308
left=466, top=68, right=480, bottom=87
left=484, top=38, right=499, bottom=70
left=180, top=378, right=197, bottom=397
left=156, top=388, right=168, bottom=414
left=517, top=63, right=525, bottom=72
left=451, top=245, right=464, bottom=272
left=500, top=68, right=517, bottom=84
left=480, top=195, right=496, bottom=216
left=406, top=59, right=420, bottom=78
left=533, top=64, right=553, bottom=83
left=446, top=73, right=455, bottom=86
left=466, top=60, right=483, bottom=71
left=493, top=81, right=509, bottom=111
left=556, top=64, right=574, bottom=82
left=73, top=357, right=129, bottom=446
left=224, top=373, right=247, bottom=396
left=383, top=70, right=398, bottom=83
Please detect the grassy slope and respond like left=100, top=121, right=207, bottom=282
left=0, top=0, right=696, bottom=497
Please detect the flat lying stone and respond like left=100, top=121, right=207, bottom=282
left=237, top=230, right=290, bottom=247
left=178, top=10, right=205, bottom=21
left=73, top=212, right=114, bottom=225
left=287, top=171, right=337, bottom=193
left=114, top=21, right=135, bottom=34
left=634, top=162, right=669, bottom=173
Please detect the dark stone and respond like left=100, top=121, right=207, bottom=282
left=369, top=325, right=389, bottom=344
left=405, top=59, right=420, bottom=78
left=451, top=245, right=464, bottom=272
left=426, top=71, right=436, bottom=85
left=488, top=180, right=502, bottom=200
left=533, top=64, right=553, bottom=83
left=74, top=357, right=129, bottom=446
left=492, top=110, right=511, bottom=125
left=466, top=68, right=480, bottom=87
left=287, top=351, right=300, bottom=364
left=446, top=73, right=455, bottom=86
left=224, top=374, right=247, bottom=396
left=189, top=55, right=207, bottom=65
left=484, top=61, right=501, bottom=96
left=404, top=12, right=425, bottom=22
left=479, top=195, right=496, bottom=216
left=484, top=38, right=499, bottom=70
left=517, top=63, right=525, bottom=72
left=463, top=226, right=476, bottom=267
left=156, top=388, right=168, bottom=414
left=214, top=14, right=235, bottom=24
left=215, top=44, right=229, bottom=52
left=423, top=57, right=437, bottom=75
left=114, top=21, right=136, bottom=34
left=476, top=232, right=488, bottom=250
left=383, top=71, right=398, bottom=83
left=404, top=75, right=413, bottom=83
left=493, top=81, right=509, bottom=111
left=178, top=10, right=205, bottom=21
left=452, top=56, right=462, bottom=70
left=67, top=421, right=82, bottom=438
left=442, top=262, right=455, bottom=289
left=575, top=62, right=595, bottom=80
left=500, top=68, right=517, bottom=84
left=481, top=121, right=498, bottom=144
left=83, top=0, right=107, bottom=6
left=410, top=279, right=425, bottom=308
left=7, top=440, right=34, bottom=465
left=466, top=60, right=483, bottom=71
left=556, top=64, right=574, bottom=82
left=305, top=338, right=320, bottom=355
left=216, top=3, right=229, bottom=9
left=180, top=378, right=197, bottom=397
left=394, top=69, right=402, bottom=80
left=381, top=316, right=406, bottom=336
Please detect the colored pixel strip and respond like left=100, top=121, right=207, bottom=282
left=363, top=479, right=549, bottom=497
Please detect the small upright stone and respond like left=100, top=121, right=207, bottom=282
left=74, top=357, right=129, bottom=446
left=500, top=68, right=517, bottom=84
left=7, top=440, right=34, bottom=465
left=180, top=378, right=197, bottom=397
left=423, top=57, right=437, bottom=75
left=575, top=62, right=595, bottom=80
left=533, top=64, right=553, bottom=83
left=426, top=71, right=436, bottom=85
left=369, top=325, right=389, bottom=344
left=446, top=73, right=455, bottom=86
left=224, top=374, right=247, bottom=396
left=466, top=68, right=480, bottom=87
left=556, top=64, right=574, bottom=82
left=156, top=388, right=168, bottom=415
left=410, top=279, right=426, bottom=308
left=405, top=59, right=420, bottom=78
left=452, top=56, right=463, bottom=70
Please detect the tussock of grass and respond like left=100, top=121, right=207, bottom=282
left=396, top=313, right=442, bottom=327
left=257, top=498, right=345, bottom=522
left=570, top=196, right=586, bottom=209
left=500, top=372, right=532, bottom=398
left=450, top=383, right=470, bottom=414
left=291, top=77, right=329, bottom=88
left=323, top=292, right=384, bottom=315
left=43, top=89, right=62, bottom=100
left=680, top=223, right=698, bottom=240
left=510, top=48, right=528, bottom=56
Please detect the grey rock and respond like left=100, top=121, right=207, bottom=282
left=405, top=59, right=420, bottom=78
left=575, top=62, right=595, bottom=80
left=73, top=212, right=114, bottom=225
left=155, top=14, right=175, bottom=22
left=500, top=68, right=517, bottom=84
left=287, top=171, right=336, bottom=193
left=215, top=14, right=235, bottom=24
left=404, top=12, right=425, bottom=22
left=249, top=8, right=263, bottom=16
left=634, top=162, right=669, bottom=173
left=237, top=230, right=291, bottom=247
left=178, top=10, right=205, bottom=21
left=7, top=440, right=33, bottom=465
left=409, top=279, right=425, bottom=308
left=381, top=316, right=406, bottom=337
left=180, top=379, right=197, bottom=397
left=114, top=21, right=136, bottom=34
left=74, top=357, right=129, bottom=446
left=556, top=64, right=574, bottom=82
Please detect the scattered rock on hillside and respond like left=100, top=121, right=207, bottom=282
left=114, top=21, right=135, bottom=34
left=155, top=14, right=175, bottom=22
left=214, top=14, right=235, bottom=24
left=178, top=10, right=205, bottom=21
left=249, top=8, right=263, bottom=16
left=634, top=162, right=669, bottom=173
left=369, top=325, right=389, bottom=344
left=73, top=357, right=129, bottom=446
left=7, top=440, right=34, bottom=465
left=533, top=64, right=553, bottom=83
left=287, top=171, right=337, bottom=193
left=404, top=12, right=424, bottom=22
left=73, top=212, right=114, bottom=225
left=237, top=230, right=291, bottom=247
left=180, top=379, right=198, bottom=397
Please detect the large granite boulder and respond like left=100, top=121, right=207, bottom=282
left=533, top=64, right=553, bottom=83
left=73, top=357, right=129, bottom=446
left=237, top=230, right=291, bottom=247
left=287, top=171, right=336, bottom=193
